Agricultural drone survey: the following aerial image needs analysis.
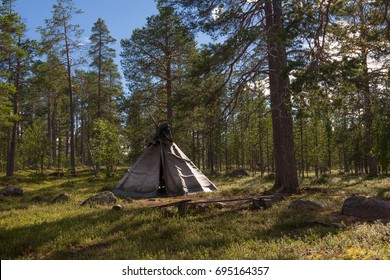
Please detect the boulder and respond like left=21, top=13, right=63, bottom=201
left=288, top=199, right=324, bottom=211
left=112, top=204, right=123, bottom=211
left=81, top=191, right=117, bottom=206
left=51, top=193, right=70, bottom=204
left=342, top=196, right=390, bottom=220
left=0, top=186, right=23, bottom=197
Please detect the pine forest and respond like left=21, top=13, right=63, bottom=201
left=0, top=0, right=390, bottom=262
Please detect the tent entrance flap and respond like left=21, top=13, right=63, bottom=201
left=158, top=148, right=167, bottom=195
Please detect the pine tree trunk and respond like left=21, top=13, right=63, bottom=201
left=299, top=115, right=305, bottom=179
left=57, top=135, right=62, bottom=178
left=265, top=0, right=299, bottom=194
left=258, top=114, right=264, bottom=177
left=358, top=2, right=378, bottom=176
left=98, top=33, right=102, bottom=118
left=6, top=37, right=21, bottom=177
left=47, top=97, right=52, bottom=167
left=362, top=55, right=378, bottom=176
left=64, top=18, right=76, bottom=175
left=166, top=63, right=173, bottom=127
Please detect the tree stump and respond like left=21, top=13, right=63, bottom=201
left=177, top=203, right=188, bottom=215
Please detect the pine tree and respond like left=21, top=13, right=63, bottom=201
left=160, top=0, right=299, bottom=193
left=120, top=6, right=197, bottom=128
left=89, top=18, right=116, bottom=119
left=0, top=0, right=27, bottom=176
left=38, top=0, right=84, bottom=175
left=331, top=0, right=389, bottom=176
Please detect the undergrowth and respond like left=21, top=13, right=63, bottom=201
left=0, top=168, right=389, bottom=260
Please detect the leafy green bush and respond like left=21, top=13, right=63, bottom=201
left=90, top=119, right=124, bottom=178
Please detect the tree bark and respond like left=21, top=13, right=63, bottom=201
left=299, top=114, right=305, bottom=179
left=358, top=1, right=378, bottom=176
left=97, top=32, right=102, bottom=118
left=63, top=17, right=76, bottom=175
left=265, top=0, right=299, bottom=193
left=166, top=59, right=173, bottom=127
left=6, top=36, right=21, bottom=177
left=362, top=55, right=378, bottom=176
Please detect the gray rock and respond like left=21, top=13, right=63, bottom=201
left=0, top=186, right=23, bottom=197
left=288, top=199, right=324, bottom=211
left=51, top=193, right=70, bottom=204
left=81, top=191, right=117, bottom=206
left=112, top=204, right=123, bottom=211
left=342, top=196, right=390, bottom=220
left=253, top=198, right=273, bottom=210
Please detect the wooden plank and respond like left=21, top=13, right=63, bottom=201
left=185, top=196, right=272, bottom=205
left=157, top=199, right=192, bottom=208
left=156, top=193, right=282, bottom=210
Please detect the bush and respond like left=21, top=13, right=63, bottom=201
left=90, top=119, right=124, bottom=178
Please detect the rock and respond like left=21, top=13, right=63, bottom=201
left=81, top=191, right=117, bottom=206
left=252, top=198, right=272, bottom=210
left=0, top=186, right=23, bottom=197
left=112, top=204, right=123, bottom=211
left=229, top=169, right=250, bottom=177
left=288, top=199, right=324, bottom=211
left=342, top=196, right=390, bottom=220
left=51, top=193, right=70, bottom=204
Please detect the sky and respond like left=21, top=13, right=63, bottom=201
left=14, top=0, right=160, bottom=85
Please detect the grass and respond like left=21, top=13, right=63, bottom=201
left=0, top=168, right=389, bottom=260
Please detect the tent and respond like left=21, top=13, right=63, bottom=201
left=113, top=123, right=217, bottom=198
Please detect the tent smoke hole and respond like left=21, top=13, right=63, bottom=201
left=114, top=123, right=217, bottom=198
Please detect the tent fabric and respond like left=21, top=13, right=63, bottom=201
left=113, top=124, right=217, bottom=198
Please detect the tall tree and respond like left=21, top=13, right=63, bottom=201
left=38, top=0, right=84, bottom=175
left=120, top=6, right=196, bottom=128
left=88, top=18, right=118, bottom=175
left=161, top=0, right=299, bottom=193
left=0, top=0, right=27, bottom=176
left=264, top=1, right=298, bottom=193
left=332, top=0, right=389, bottom=175
left=28, top=55, right=68, bottom=168
left=88, top=18, right=116, bottom=118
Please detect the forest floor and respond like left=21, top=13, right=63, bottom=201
left=0, top=168, right=389, bottom=260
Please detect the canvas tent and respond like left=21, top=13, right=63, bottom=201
left=114, top=123, right=217, bottom=198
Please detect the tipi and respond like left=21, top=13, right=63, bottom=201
left=113, top=123, right=217, bottom=198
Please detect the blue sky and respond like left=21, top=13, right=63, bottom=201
left=15, top=0, right=159, bottom=42
left=14, top=0, right=159, bottom=84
